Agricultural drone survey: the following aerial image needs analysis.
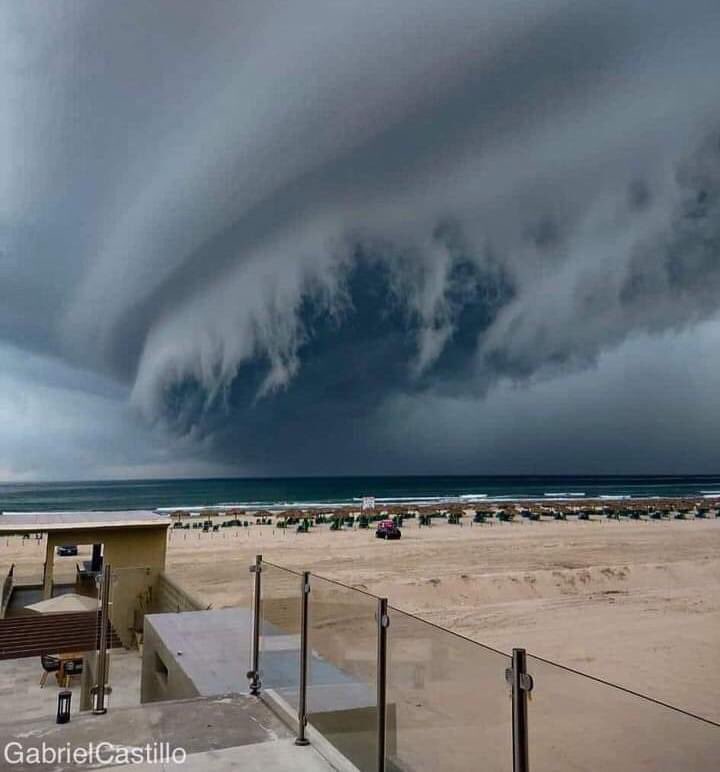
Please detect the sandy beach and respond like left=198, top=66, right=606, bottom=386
left=2, top=515, right=718, bottom=723
left=163, top=515, right=720, bottom=723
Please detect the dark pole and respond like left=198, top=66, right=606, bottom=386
left=510, top=648, right=532, bottom=772
left=295, top=571, right=311, bottom=746
left=376, top=597, right=389, bottom=772
left=247, top=555, right=262, bottom=696
left=93, top=563, right=111, bottom=715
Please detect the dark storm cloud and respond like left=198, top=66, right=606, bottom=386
left=2, top=0, right=720, bottom=476
left=482, top=133, right=720, bottom=380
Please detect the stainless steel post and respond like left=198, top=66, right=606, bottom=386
left=376, top=597, right=389, bottom=772
left=295, top=571, right=311, bottom=746
left=510, top=647, right=532, bottom=772
left=92, top=563, right=111, bottom=715
left=247, top=555, right=262, bottom=695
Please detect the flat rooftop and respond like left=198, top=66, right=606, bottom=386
left=147, top=608, right=372, bottom=708
left=0, top=694, right=333, bottom=772
left=0, top=510, right=170, bottom=533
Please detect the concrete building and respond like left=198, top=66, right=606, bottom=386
left=141, top=606, right=389, bottom=770
left=0, top=511, right=170, bottom=600
left=0, top=511, right=176, bottom=652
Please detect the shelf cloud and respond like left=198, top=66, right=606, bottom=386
left=2, top=0, right=720, bottom=478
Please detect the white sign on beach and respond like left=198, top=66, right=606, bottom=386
left=361, top=496, right=375, bottom=511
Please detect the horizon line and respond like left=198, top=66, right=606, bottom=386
left=3, top=472, right=720, bottom=486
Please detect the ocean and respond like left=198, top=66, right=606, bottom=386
left=1, top=475, right=720, bottom=512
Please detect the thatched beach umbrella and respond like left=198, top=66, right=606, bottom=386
left=251, top=509, right=275, bottom=525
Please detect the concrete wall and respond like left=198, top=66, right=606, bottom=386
left=154, top=573, right=208, bottom=614
left=45, top=525, right=168, bottom=572
left=141, top=616, right=200, bottom=704
left=110, top=567, right=161, bottom=649
left=42, top=525, right=169, bottom=646
left=108, top=571, right=206, bottom=649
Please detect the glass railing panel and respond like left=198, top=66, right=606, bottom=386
left=387, top=607, right=512, bottom=772
left=107, top=566, right=157, bottom=709
left=258, top=562, right=302, bottom=713
left=108, top=566, right=159, bottom=652
left=526, top=654, right=720, bottom=771
left=307, top=575, right=379, bottom=771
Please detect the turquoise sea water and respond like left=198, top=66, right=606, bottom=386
left=1, top=475, right=720, bottom=512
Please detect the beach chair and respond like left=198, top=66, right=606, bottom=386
left=39, top=654, right=60, bottom=688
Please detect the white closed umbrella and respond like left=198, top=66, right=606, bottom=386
left=26, top=593, right=98, bottom=614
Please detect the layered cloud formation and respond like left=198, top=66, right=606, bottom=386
left=2, top=1, right=720, bottom=478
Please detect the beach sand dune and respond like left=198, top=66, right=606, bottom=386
left=164, top=518, right=720, bottom=721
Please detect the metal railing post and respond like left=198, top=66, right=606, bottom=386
left=247, top=555, right=263, bottom=695
left=92, top=563, right=111, bottom=715
left=295, top=571, right=311, bottom=746
left=508, top=647, right=533, bottom=772
left=376, top=597, right=389, bottom=772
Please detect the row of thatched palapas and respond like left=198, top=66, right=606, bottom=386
left=166, top=497, right=719, bottom=525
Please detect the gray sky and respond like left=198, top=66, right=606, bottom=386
left=1, top=0, right=720, bottom=480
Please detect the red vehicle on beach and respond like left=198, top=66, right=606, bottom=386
left=375, top=519, right=401, bottom=540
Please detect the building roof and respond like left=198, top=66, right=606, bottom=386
left=0, top=510, right=170, bottom=534
left=146, top=608, right=369, bottom=707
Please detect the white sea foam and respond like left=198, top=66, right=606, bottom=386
left=155, top=488, right=712, bottom=513
left=354, top=496, right=448, bottom=503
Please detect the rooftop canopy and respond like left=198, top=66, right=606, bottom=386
left=0, top=510, right=170, bottom=534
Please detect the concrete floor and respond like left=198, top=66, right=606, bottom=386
left=0, top=606, right=345, bottom=771
left=114, top=738, right=335, bottom=771
left=0, top=649, right=141, bottom=723
left=0, top=695, right=335, bottom=771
